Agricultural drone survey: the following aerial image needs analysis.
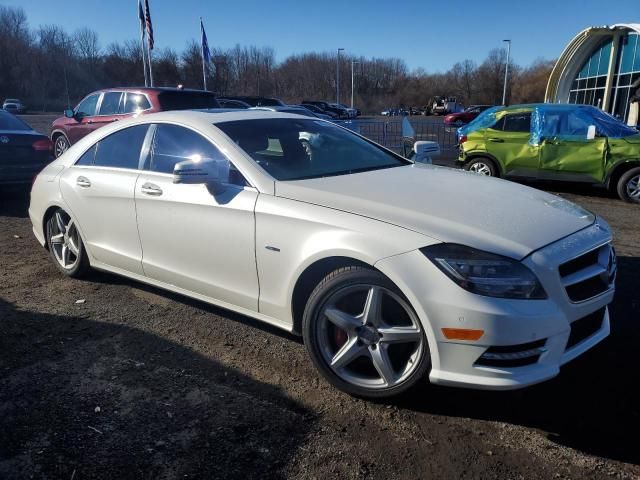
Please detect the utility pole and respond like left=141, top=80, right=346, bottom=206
left=337, top=48, right=344, bottom=104
left=351, top=60, right=360, bottom=109
left=502, top=39, right=511, bottom=106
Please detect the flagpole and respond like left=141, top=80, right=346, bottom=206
left=200, top=18, right=207, bottom=91
left=138, top=1, right=148, bottom=87
left=147, top=47, right=154, bottom=86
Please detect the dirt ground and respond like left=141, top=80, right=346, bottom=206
left=1, top=116, right=639, bottom=479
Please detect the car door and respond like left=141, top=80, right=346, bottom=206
left=90, top=91, right=126, bottom=131
left=485, top=112, right=540, bottom=175
left=539, top=110, right=608, bottom=181
left=59, top=124, right=150, bottom=275
left=66, top=93, right=101, bottom=144
left=134, top=123, right=260, bottom=311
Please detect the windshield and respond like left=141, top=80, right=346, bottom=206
left=216, top=118, right=409, bottom=181
left=157, top=91, right=220, bottom=110
left=0, top=111, right=30, bottom=131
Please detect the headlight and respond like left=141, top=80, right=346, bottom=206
left=421, top=244, right=547, bottom=299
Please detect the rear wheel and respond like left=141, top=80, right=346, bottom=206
left=617, top=167, right=640, bottom=203
left=46, top=209, right=90, bottom=277
left=465, top=157, right=497, bottom=177
left=53, top=134, right=70, bottom=158
left=302, top=266, right=430, bottom=399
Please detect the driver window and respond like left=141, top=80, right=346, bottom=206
left=75, top=94, right=100, bottom=117
left=148, top=124, right=247, bottom=186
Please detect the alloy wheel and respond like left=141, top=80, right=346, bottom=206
left=316, top=285, right=424, bottom=390
left=54, top=136, right=68, bottom=157
left=48, top=211, right=80, bottom=270
left=469, top=162, right=492, bottom=175
left=626, top=174, right=640, bottom=200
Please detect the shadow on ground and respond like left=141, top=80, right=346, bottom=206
left=399, top=256, right=640, bottom=465
left=0, top=298, right=313, bottom=479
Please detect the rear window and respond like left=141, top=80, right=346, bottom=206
left=157, top=91, right=220, bottom=110
left=0, top=112, right=30, bottom=131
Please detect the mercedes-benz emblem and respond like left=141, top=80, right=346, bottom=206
left=0, top=136, right=9, bottom=144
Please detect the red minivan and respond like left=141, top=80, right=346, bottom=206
left=50, top=87, right=220, bottom=157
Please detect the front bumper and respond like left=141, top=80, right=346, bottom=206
left=375, top=222, right=614, bottom=390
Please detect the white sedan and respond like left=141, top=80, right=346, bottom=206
left=29, top=111, right=616, bottom=398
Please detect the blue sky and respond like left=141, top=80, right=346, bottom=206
left=12, top=0, right=640, bottom=72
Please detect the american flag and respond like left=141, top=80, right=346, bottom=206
left=144, top=0, right=154, bottom=50
left=201, top=19, right=211, bottom=65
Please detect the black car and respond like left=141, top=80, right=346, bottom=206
left=0, top=110, right=52, bottom=185
left=217, top=99, right=251, bottom=109
left=218, top=95, right=285, bottom=107
left=298, top=103, right=337, bottom=118
left=301, top=101, right=349, bottom=119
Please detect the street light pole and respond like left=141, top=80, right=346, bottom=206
left=351, top=60, right=360, bottom=109
left=502, top=39, right=511, bottom=106
left=337, top=48, right=344, bottom=104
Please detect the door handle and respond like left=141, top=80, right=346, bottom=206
left=141, top=182, right=163, bottom=196
left=76, top=176, right=91, bottom=188
left=488, top=138, right=504, bottom=143
left=87, top=120, right=93, bottom=124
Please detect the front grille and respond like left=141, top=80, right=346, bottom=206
left=558, top=244, right=616, bottom=302
left=475, top=339, right=547, bottom=368
left=566, top=307, right=605, bottom=350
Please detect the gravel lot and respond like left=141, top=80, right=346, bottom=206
left=1, top=116, right=639, bottom=479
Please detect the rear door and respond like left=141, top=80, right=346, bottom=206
left=539, top=110, right=608, bottom=182
left=59, top=124, right=150, bottom=274
left=485, top=111, right=539, bottom=176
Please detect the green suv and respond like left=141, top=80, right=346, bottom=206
left=457, top=104, right=640, bottom=203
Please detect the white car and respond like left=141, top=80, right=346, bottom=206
left=3, top=98, right=26, bottom=114
left=29, top=111, right=616, bottom=398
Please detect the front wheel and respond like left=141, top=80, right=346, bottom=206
left=465, top=157, right=497, bottom=177
left=302, top=266, right=430, bottom=399
left=53, top=134, right=70, bottom=158
left=617, top=167, right=640, bottom=203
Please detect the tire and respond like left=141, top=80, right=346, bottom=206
left=46, top=209, right=91, bottom=278
left=616, top=166, right=640, bottom=203
left=465, top=157, right=498, bottom=177
left=302, top=266, right=430, bottom=399
left=53, top=134, right=70, bottom=158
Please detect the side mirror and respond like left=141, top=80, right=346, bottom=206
left=587, top=125, right=596, bottom=140
left=173, top=157, right=230, bottom=193
left=64, top=109, right=75, bottom=119
left=413, top=141, right=440, bottom=164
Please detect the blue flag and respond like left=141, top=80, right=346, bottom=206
left=201, top=19, right=211, bottom=65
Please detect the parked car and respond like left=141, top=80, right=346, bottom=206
left=50, top=87, right=221, bottom=157
left=250, top=105, right=333, bottom=120
left=444, top=105, right=494, bottom=126
left=336, top=103, right=359, bottom=118
left=218, top=95, right=285, bottom=107
left=0, top=109, right=52, bottom=185
left=427, top=96, right=463, bottom=115
left=217, top=99, right=251, bottom=109
left=302, top=101, right=348, bottom=119
left=30, top=110, right=615, bottom=398
left=301, top=103, right=338, bottom=118
left=457, top=103, right=640, bottom=203
left=293, top=105, right=334, bottom=120
left=3, top=98, right=26, bottom=114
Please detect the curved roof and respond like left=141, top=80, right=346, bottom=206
left=546, top=23, right=640, bottom=103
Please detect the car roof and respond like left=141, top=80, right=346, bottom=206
left=91, top=87, right=215, bottom=94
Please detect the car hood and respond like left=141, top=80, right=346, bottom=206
left=275, top=165, right=595, bottom=260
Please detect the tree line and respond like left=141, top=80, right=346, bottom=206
left=0, top=5, right=554, bottom=113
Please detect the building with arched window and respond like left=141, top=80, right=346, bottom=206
left=546, top=24, right=640, bottom=123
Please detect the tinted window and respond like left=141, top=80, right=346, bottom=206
left=123, top=93, right=151, bottom=113
left=75, top=94, right=100, bottom=117
left=0, top=111, right=30, bottom=130
left=94, top=125, right=149, bottom=169
left=98, top=92, right=122, bottom=115
left=502, top=113, right=531, bottom=132
left=149, top=124, right=246, bottom=186
left=216, top=118, right=409, bottom=181
left=76, top=145, right=97, bottom=166
left=157, top=91, right=220, bottom=110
